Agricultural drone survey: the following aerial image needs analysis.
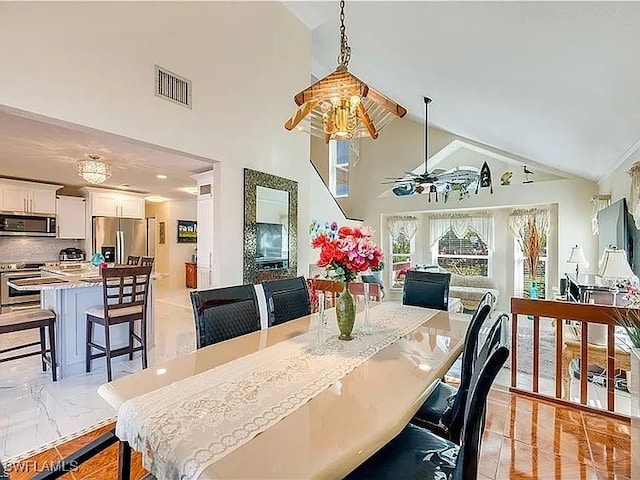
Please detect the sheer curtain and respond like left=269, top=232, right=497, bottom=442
left=509, top=208, right=550, bottom=280
left=429, top=214, right=494, bottom=249
left=387, top=216, right=418, bottom=241
left=629, top=162, right=640, bottom=229
left=591, top=195, right=610, bottom=235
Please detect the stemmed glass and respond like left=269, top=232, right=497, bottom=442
left=316, top=292, right=327, bottom=346
left=361, top=282, right=372, bottom=333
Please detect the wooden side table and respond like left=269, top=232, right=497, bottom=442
left=561, top=324, right=631, bottom=399
left=185, top=262, right=197, bottom=289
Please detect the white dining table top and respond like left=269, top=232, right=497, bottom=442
left=98, top=304, right=470, bottom=479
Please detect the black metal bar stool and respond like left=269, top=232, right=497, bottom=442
left=85, top=265, right=152, bottom=382
left=0, top=308, right=57, bottom=381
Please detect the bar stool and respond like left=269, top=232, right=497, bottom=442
left=85, top=265, right=152, bottom=382
left=0, top=309, right=57, bottom=381
left=126, top=256, right=140, bottom=266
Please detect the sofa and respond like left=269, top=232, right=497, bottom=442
left=449, top=273, right=499, bottom=311
left=414, top=265, right=499, bottom=311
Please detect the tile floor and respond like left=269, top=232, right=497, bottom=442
left=0, top=287, right=194, bottom=460
left=2, top=389, right=632, bottom=479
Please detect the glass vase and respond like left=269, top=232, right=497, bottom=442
left=336, top=282, right=356, bottom=341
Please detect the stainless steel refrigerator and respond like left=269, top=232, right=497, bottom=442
left=93, top=217, right=148, bottom=264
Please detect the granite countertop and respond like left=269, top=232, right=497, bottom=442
left=7, top=264, right=168, bottom=291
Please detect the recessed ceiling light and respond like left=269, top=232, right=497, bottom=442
left=156, top=174, right=167, bottom=179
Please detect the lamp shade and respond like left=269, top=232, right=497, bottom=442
left=567, top=245, right=588, bottom=266
left=598, top=248, right=635, bottom=279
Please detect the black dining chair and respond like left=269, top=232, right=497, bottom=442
left=190, top=285, right=261, bottom=348
left=402, top=270, right=451, bottom=310
left=1, top=459, right=6, bottom=479
left=411, top=291, right=496, bottom=443
left=361, top=274, right=385, bottom=299
left=262, top=276, right=311, bottom=326
left=345, top=315, right=509, bottom=480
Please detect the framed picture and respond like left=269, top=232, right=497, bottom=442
left=177, top=219, right=197, bottom=243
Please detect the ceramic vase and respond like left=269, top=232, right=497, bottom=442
left=336, top=282, right=355, bottom=341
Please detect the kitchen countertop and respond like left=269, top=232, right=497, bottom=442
left=7, top=263, right=168, bottom=291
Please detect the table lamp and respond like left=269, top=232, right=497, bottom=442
left=567, top=245, right=589, bottom=277
left=598, top=247, right=635, bottom=307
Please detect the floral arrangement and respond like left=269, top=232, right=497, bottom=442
left=371, top=261, right=385, bottom=272
left=618, top=285, right=640, bottom=348
left=310, top=220, right=383, bottom=283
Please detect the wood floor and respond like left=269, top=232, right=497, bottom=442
left=3, top=389, right=631, bottom=479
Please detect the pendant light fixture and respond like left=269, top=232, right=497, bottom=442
left=285, top=0, right=406, bottom=143
left=77, top=154, right=111, bottom=185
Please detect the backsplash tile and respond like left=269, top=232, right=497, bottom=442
left=0, top=237, right=82, bottom=263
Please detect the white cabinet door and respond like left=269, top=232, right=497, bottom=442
left=196, top=197, right=213, bottom=269
left=119, top=196, right=144, bottom=219
left=92, top=193, right=119, bottom=217
left=197, top=268, right=213, bottom=290
left=0, top=184, right=28, bottom=212
left=56, top=196, right=86, bottom=239
left=29, top=188, right=57, bottom=215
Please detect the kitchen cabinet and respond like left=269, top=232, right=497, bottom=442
left=185, top=262, right=197, bottom=288
left=0, top=180, right=60, bottom=214
left=85, top=189, right=145, bottom=219
left=56, top=196, right=86, bottom=239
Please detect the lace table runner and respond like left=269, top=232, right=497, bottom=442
left=116, top=303, right=438, bottom=479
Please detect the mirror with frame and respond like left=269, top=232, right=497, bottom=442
left=243, top=169, right=298, bottom=284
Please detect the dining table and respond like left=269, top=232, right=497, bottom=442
left=98, top=302, right=470, bottom=479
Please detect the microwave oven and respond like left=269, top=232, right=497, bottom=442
left=0, top=214, right=56, bottom=236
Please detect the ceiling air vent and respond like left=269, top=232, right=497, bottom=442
left=155, top=65, right=192, bottom=108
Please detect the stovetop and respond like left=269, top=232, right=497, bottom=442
left=0, top=261, right=59, bottom=271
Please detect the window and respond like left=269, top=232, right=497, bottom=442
left=434, top=229, right=490, bottom=276
left=514, top=238, right=548, bottom=299
left=329, top=140, right=350, bottom=197
left=391, top=233, right=414, bottom=288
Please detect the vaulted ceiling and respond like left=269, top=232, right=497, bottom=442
left=285, top=1, right=640, bottom=181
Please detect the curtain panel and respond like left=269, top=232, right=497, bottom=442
left=429, top=214, right=494, bottom=249
left=591, top=195, right=611, bottom=235
left=387, top=216, right=418, bottom=241
left=629, top=162, right=640, bottom=230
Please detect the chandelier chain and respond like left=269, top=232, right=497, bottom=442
left=338, top=0, right=351, bottom=67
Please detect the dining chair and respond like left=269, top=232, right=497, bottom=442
left=411, top=292, right=496, bottom=443
left=308, top=278, right=343, bottom=311
left=126, top=256, right=140, bottom=266
left=402, top=270, right=451, bottom=310
left=190, top=285, right=261, bottom=348
left=139, top=256, right=155, bottom=267
left=345, top=315, right=509, bottom=480
left=361, top=274, right=385, bottom=299
left=0, top=459, right=6, bottom=479
left=85, top=265, right=152, bottom=382
left=262, top=276, right=311, bottom=326
left=348, top=281, right=381, bottom=301
left=0, top=308, right=57, bottom=381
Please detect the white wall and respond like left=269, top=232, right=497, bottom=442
left=0, top=2, right=344, bottom=286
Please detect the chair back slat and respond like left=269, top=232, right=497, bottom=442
left=190, top=285, right=261, bottom=348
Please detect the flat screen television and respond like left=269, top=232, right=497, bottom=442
left=256, top=222, right=285, bottom=262
left=597, top=198, right=639, bottom=274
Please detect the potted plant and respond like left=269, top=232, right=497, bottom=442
left=310, top=221, right=383, bottom=340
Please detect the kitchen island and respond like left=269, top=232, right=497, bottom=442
left=8, top=264, right=162, bottom=378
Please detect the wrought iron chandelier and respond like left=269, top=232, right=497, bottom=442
left=285, top=0, right=406, bottom=142
left=77, top=154, right=111, bottom=185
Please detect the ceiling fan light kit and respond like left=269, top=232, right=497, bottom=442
left=384, top=97, right=495, bottom=202
left=284, top=0, right=406, bottom=142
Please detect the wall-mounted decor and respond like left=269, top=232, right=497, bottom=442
left=177, top=220, right=197, bottom=243
left=243, top=168, right=298, bottom=284
left=523, top=166, right=534, bottom=184
left=500, top=171, right=513, bottom=186
left=159, top=222, right=166, bottom=245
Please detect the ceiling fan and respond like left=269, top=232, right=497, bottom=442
left=383, top=97, right=493, bottom=202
